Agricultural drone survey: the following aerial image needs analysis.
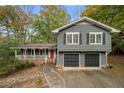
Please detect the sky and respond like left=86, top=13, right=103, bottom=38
left=30, top=5, right=86, bottom=21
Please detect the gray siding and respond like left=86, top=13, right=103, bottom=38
left=101, top=52, right=107, bottom=66
left=57, top=23, right=111, bottom=52
left=56, top=52, right=107, bottom=67
left=56, top=22, right=111, bottom=67
left=80, top=53, right=85, bottom=66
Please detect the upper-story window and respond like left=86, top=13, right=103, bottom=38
left=89, top=32, right=102, bottom=45
left=66, top=32, right=79, bottom=45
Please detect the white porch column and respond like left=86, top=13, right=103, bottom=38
left=44, top=48, right=47, bottom=63
left=24, top=49, right=27, bottom=60
left=39, top=49, right=40, bottom=56
left=15, top=49, right=17, bottom=58
left=45, top=48, right=46, bottom=56
left=34, top=49, right=35, bottom=60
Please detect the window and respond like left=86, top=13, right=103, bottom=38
left=73, top=34, right=79, bottom=43
left=90, top=34, right=95, bottom=43
left=67, top=34, right=72, bottom=44
left=89, top=32, right=102, bottom=45
left=66, top=32, right=79, bottom=45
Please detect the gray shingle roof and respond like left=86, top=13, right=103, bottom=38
left=11, top=43, right=57, bottom=49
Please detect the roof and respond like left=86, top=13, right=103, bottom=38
left=52, top=16, right=120, bottom=34
left=11, top=43, right=57, bottom=49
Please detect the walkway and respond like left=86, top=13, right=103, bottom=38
left=43, top=64, right=65, bottom=88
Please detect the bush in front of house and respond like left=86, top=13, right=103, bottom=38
left=0, top=43, right=35, bottom=77
left=0, top=61, right=35, bottom=77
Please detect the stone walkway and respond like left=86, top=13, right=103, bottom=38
left=43, top=64, right=65, bottom=88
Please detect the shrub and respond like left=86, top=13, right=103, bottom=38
left=0, top=43, right=35, bottom=77
left=0, top=62, right=35, bottom=77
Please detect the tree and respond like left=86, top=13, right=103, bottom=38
left=81, top=5, right=124, bottom=54
left=32, top=5, right=70, bottom=43
left=20, top=5, right=38, bottom=43
left=0, top=5, right=28, bottom=45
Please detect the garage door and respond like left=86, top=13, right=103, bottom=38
left=64, top=54, right=79, bottom=67
left=85, top=54, right=99, bottom=67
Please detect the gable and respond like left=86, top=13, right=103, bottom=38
left=58, top=21, right=110, bottom=34
left=52, top=17, right=120, bottom=34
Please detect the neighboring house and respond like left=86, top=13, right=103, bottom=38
left=12, top=17, right=120, bottom=69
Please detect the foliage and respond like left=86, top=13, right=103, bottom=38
left=32, top=5, right=70, bottom=43
left=0, top=62, right=35, bottom=77
left=0, top=5, right=28, bottom=45
left=81, top=5, right=124, bottom=54
left=112, top=32, right=124, bottom=54
left=0, top=42, right=35, bottom=77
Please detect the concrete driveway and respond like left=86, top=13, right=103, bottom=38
left=64, top=70, right=124, bottom=88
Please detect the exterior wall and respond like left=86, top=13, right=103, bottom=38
left=56, top=22, right=111, bottom=67
left=57, top=22, right=111, bottom=52
left=101, top=52, right=107, bottom=67
left=56, top=51, right=107, bottom=68
left=56, top=51, right=64, bottom=68
left=80, top=53, right=85, bottom=67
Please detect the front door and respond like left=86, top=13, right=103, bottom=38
left=50, top=50, right=54, bottom=59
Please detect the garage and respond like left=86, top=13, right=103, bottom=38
left=64, top=54, right=79, bottom=67
left=85, top=54, right=100, bottom=67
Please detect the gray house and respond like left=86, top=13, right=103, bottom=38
left=52, top=17, right=120, bottom=69
left=12, top=17, right=120, bottom=69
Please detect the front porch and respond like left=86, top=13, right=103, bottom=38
left=15, top=49, right=49, bottom=61
left=12, top=44, right=57, bottom=63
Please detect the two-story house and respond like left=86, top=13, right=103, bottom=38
left=12, top=17, right=120, bottom=69
left=52, top=17, right=120, bottom=69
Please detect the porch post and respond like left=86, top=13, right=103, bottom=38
left=15, top=49, right=17, bottom=58
left=24, top=49, right=26, bottom=60
left=34, top=49, right=35, bottom=60
left=39, top=49, right=40, bottom=56
left=45, top=48, right=46, bottom=56
left=44, top=48, right=47, bottom=63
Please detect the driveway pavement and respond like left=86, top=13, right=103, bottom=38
left=64, top=70, right=124, bottom=88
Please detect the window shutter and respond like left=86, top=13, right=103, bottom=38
left=79, top=33, right=82, bottom=45
left=86, top=33, right=89, bottom=45
left=103, top=33, right=106, bottom=45
left=63, top=33, right=66, bottom=45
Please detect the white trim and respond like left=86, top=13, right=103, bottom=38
left=66, top=32, right=79, bottom=45
left=24, top=49, right=26, bottom=59
left=106, top=52, right=108, bottom=65
left=48, top=49, right=50, bottom=58
left=34, top=49, right=35, bottom=60
left=54, top=49, right=56, bottom=60
left=63, top=67, right=100, bottom=70
left=89, top=32, right=103, bottom=45
left=52, top=17, right=120, bottom=33
left=63, top=53, right=80, bottom=67
left=99, top=53, right=102, bottom=68
left=15, top=50, right=17, bottom=58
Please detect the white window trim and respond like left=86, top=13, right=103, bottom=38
left=66, top=32, right=79, bottom=45
left=89, top=32, right=103, bottom=45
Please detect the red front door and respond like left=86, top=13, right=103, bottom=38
left=50, top=50, right=54, bottom=59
